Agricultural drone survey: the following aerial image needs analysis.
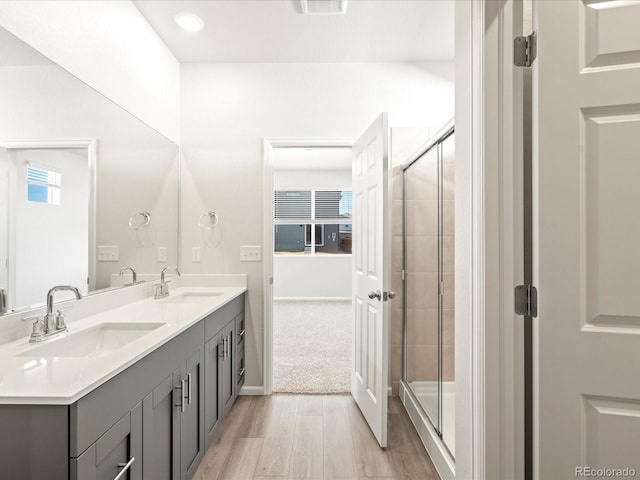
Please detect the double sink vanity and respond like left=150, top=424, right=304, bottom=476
left=0, top=278, right=247, bottom=480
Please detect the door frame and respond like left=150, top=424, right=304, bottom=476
left=0, top=138, right=98, bottom=297
left=456, top=0, right=524, bottom=479
left=262, top=137, right=356, bottom=395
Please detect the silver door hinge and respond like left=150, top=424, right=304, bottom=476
left=515, top=285, right=538, bottom=317
left=401, top=269, right=405, bottom=281
left=514, top=31, right=537, bottom=67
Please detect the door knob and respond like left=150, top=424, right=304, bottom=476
left=368, top=290, right=382, bottom=300
left=388, top=291, right=396, bottom=299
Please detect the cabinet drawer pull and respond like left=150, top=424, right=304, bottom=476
left=238, top=367, right=245, bottom=377
left=114, top=457, right=135, bottom=480
left=176, top=380, right=186, bottom=413
left=224, top=335, right=229, bottom=359
left=186, top=373, right=192, bottom=405
left=218, top=340, right=224, bottom=357
left=238, top=329, right=245, bottom=340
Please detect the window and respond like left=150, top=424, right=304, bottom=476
left=26, top=165, right=61, bottom=205
left=274, top=189, right=352, bottom=254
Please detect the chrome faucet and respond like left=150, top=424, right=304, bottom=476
left=154, top=267, right=180, bottom=299
left=119, top=266, right=138, bottom=285
left=29, top=285, right=82, bottom=343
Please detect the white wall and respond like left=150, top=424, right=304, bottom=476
left=180, top=61, right=455, bottom=389
left=0, top=1, right=180, bottom=142
left=273, top=256, right=351, bottom=299
left=274, top=169, right=351, bottom=189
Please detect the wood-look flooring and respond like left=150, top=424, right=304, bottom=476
left=193, top=394, right=440, bottom=480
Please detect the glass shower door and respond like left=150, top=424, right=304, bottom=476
left=404, top=145, right=440, bottom=432
left=402, top=128, right=455, bottom=459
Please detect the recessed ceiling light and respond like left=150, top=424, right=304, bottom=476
left=174, top=12, right=204, bottom=32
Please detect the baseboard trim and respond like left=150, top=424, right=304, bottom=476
left=239, top=385, right=265, bottom=396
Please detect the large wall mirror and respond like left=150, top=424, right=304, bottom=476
left=0, top=26, right=179, bottom=312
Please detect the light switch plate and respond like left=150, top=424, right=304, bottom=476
left=240, top=245, right=261, bottom=262
left=157, top=246, right=167, bottom=262
left=97, top=245, right=119, bottom=262
left=192, top=247, right=201, bottom=262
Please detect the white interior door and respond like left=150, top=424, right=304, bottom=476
left=535, top=1, right=640, bottom=477
left=351, top=113, right=390, bottom=447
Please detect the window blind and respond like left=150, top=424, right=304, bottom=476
left=274, top=189, right=352, bottom=224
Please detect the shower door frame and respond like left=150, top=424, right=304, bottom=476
left=400, top=120, right=455, bottom=458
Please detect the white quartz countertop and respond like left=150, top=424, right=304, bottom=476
left=0, top=286, right=246, bottom=405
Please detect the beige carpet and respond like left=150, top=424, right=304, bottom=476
left=273, top=299, right=352, bottom=393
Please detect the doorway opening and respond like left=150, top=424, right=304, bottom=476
left=264, top=140, right=354, bottom=394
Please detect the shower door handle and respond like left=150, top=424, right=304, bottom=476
left=368, top=290, right=382, bottom=300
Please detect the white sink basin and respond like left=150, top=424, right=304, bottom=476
left=18, top=322, right=165, bottom=358
left=160, top=292, right=223, bottom=304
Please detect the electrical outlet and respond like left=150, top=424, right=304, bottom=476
left=240, top=245, right=261, bottom=262
left=157, top=246, right=167, bottom=262
left=97, top=245, right=119, bottom=262
left=192, top=247, right=201, bottom=262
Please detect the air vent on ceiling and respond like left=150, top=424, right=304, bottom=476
left=300, top=0, right=348, bottom=15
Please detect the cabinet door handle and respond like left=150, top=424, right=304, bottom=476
left=186, top=373, right=192, bottom=405
left=238, top=329, right=245, bottom=340
left=114, top=457, right=135, bottom=480
left=218, top=340, right=224, bottom=358
left=177, top=380, right=186, bottom=413
left=224, top=335, right=229, bottom=359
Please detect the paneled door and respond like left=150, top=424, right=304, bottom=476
left=351, top=113, right=390, bottom=447
left=535, top=1, right=640, bottom=477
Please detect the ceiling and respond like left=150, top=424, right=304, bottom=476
left=134, top=0, right=454, bottom=63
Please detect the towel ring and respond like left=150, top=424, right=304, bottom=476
left=198, top=211, right=219, bottom=229
left=129, top=211, right=151, bottom=230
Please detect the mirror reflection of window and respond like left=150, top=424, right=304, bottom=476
left=26, top=164, right=62, bottom=205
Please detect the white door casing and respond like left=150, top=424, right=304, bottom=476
left=535, top=1, right=640, bottom=477
left=351, top=113, right=390, bottom=447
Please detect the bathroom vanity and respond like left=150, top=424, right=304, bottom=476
left=0, top=286, right=246, bottom=480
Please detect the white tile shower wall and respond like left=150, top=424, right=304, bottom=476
left=180, top=63, right=454, bottom=389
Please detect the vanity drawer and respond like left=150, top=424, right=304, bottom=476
left=70, top=402, right=142, bottom=480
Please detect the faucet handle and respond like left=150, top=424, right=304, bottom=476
left=21, top=314, right=41, bottom=323
left=55, top=310, right=67, bottom=331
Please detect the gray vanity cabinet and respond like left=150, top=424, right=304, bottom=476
left=203, top=293, right=244, bottom=447
left=180, top=348, right=205, bottom=479
left=221, top=319, right=236, bottom=418
left=71, top=402, right=142, bottom=480
left=236, top=312, right=246, bottom=391
left=204, top=330, right=224, bottom=447
left=0, top=292, right=245, bottom=480
left=142, top=348, right=204, bottom=480
left=142, top=369, right=181, bottom=480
